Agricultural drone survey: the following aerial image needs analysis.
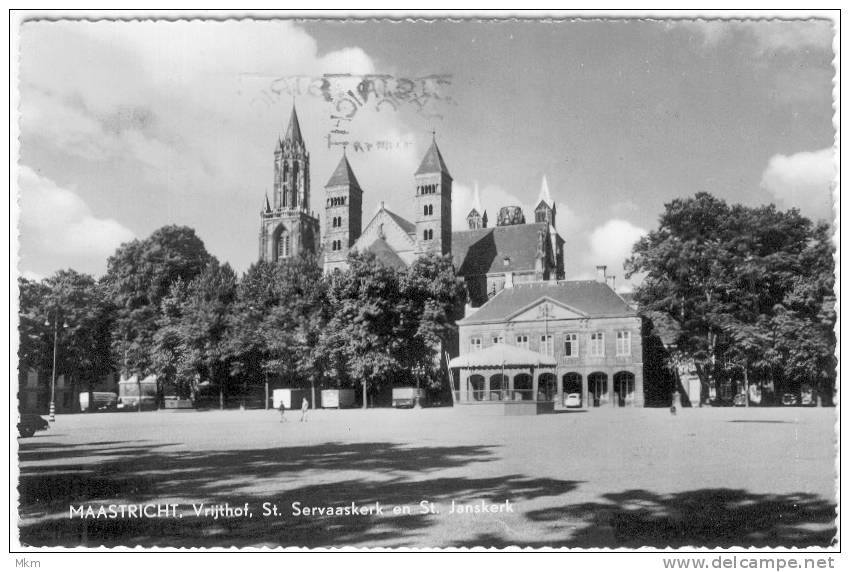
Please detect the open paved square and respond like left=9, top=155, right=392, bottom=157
left=17, top=406, right=837, bottom=549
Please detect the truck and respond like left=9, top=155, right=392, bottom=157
left=392, top=387, right=421, bottom=408
left=117, top=375, right=158, bottom=410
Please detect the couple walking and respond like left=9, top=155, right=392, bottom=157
left=279, top=397, right=309, bottom=422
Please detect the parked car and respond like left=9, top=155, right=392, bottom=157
left=733, top=393, right=748, bottom=407
left=18, top=414, right=49, bottom=438
left=781, top=393, right=799, bottom=406
left=563, top=393, right=582, bottom=408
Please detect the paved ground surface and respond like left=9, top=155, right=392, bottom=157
left=17, top=406, right=837, bottom=549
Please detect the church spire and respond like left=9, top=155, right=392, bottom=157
left=283, top=104, right=304, bottom=145
left=466, top=181, right=488, bottom=230
left=415, top=138, right=452, bottom=178
left=326, top=153, right=361, bottom=189
left=537, top=175, right=554, bottom=208
left=534, top=175, right=557, bottom=229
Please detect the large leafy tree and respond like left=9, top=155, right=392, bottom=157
left=18, top=277, right=52, bottom=376
left=317, top=251, right=466, bottom=406
left=167, top=261, right=238, bottom=408
left=399, top=252, right=467, bottom=390
left=320, top=251, right=405, bottom=407
left=18, top=270, right=116, bottom=410
left=626, top=193, right=835, bottom=403
left=103, top=225, right=212, bottom=377
left=226, top=254, right=328, bottom=405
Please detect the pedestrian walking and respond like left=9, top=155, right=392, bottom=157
left=300, top=397, right=309, bottom=422
left=279, top=401, right=287, bottom=422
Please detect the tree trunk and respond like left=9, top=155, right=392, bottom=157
left=219, top=386, right=224, bottom=410
left=362, top=381, right=367, bottom=409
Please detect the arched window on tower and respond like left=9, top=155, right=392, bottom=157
left=276, top=230, right=290, bottom=261
left=291, top=163, right=299, bottom=208
left=281, top=165, right=288, bottom=207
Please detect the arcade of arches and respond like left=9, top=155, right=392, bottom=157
left=458, top=368, right=639, bottom=407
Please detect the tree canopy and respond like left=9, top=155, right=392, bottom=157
left=103, top=225, right=212, bottom=376
left=626, top=192, right=835, bottom=402
left=21, top=225, right=467, bottom=410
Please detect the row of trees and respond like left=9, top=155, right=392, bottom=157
left=626, top=193, right=836, bottom=404
left=19, top=193, right=836, bottom=410
left=18, top=225, right=466, bottom=410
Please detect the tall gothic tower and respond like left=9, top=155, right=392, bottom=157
left=414, top=137, right=453, bottom=256
left=258, top=106, right=320, bottom=263
left=323, top=152, right=363, bottom=272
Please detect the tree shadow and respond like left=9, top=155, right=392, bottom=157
left=19, top=439, right=835, bottom=549
left=19, top=438, right=583, bottom=548
left=516, top=488, right=836, bottom=549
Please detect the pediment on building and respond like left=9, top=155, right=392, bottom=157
left=506, top=297, right=588, bottom=323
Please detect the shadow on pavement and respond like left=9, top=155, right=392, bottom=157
left=20, top=439, right=582, bottom=547
left=18, top=439, right=835, bottom=549
left=515, top=488, right=837, bottom=549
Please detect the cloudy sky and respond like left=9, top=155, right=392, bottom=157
left=15, top=17, right=836, bottom=288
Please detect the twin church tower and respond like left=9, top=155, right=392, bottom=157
left=258, top=106, right=453, bottom=271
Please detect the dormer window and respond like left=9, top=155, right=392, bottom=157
left=503, top=257, right=511, bottom=267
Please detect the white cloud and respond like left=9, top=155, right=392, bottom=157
left=676, top=19, right=834, bottom=54
left=18, top=165, right=135, bottom=259
left=19, top=21, right=405, bottom=206
left=760, top=148, right=836, bottom=221
left=577, top=219, right=648, bottom=291
left=19, top=20, right=446, bottom=274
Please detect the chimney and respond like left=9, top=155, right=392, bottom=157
left=595, top=265, right=607, bottom=283
left=606, top=275, right=616, bottom=291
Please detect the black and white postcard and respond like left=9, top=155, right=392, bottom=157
left=9, top=10, right=841, bottom=560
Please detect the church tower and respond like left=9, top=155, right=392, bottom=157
left=323, top=151, right=363, bottom=272
left=414, top=137, right=452, bottom=256
left=466, top=181, right=488, bottom=230
left=258, top=105, right=320, bottom=263
left=534, top=175, right=556, bottom=228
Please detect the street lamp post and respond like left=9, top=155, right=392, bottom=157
left=45, top=313, right=67, bottom=423
left=413, top=364, right=424, bottom=409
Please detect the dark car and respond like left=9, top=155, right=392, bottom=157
left=781, top=393, right=799, bottom=406
left=18, top=414, right=49, bottom=438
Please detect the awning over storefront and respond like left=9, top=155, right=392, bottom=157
left=448, top=343, right=557, bottom=369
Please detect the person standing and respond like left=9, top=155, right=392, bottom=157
left=279, top=401, right=287, bottom=422
left=300, top=397, right=309, bottom=422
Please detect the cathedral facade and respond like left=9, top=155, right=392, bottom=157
left=257, top=107, right=565, bottom=308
